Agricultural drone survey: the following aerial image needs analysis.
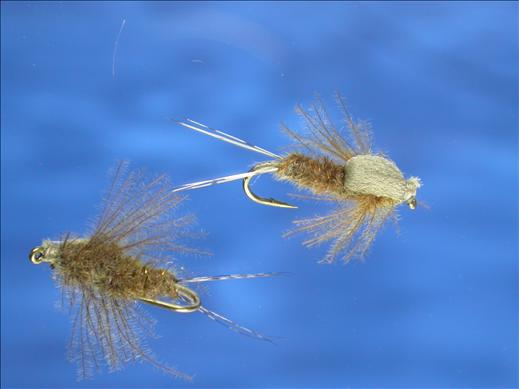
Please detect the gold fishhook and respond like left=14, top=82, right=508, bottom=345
left=242, top=164, right=298, bottom=209
left=138, top=284, right=201, bottom=313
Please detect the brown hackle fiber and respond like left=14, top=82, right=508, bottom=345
left=36, top=162, right=199, bottom=380
left=274, top=94, right=417, bottom=263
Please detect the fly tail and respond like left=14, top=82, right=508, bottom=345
left=171, top=166, right=278, bottom=193
left=179, top=272, right=287, bottom=284
left=175, top=118, right=281, bottom=159
left=178, top=272, right=285, bottom=343
left=198, top=305, right=275, bottom=344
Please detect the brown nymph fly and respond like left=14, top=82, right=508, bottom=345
left=29, top=162, right=276, bottom=380
left=175, top=94, right=422, bottom=263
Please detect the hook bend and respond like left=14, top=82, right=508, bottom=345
left=242, top=164, right=298, bottom=209
left=138, top=284, right=201, bottom=313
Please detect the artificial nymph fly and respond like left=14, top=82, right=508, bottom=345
left=175, top=94, right=422, bottom=263
left=29, top=162, right=276, bottom=380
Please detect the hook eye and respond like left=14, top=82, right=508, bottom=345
left=138, top=284, right=201, bottom=313
left=407, top=197, right=417, bottom=210
left=29, top=246, right=45, bottom=264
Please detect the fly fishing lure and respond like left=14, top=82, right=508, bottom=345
left=175, top=94, right=422, bottom=263
left=29, top=162, right=276, bottom=380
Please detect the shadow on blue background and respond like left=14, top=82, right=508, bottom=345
left=1, top=1, right=517, bottom=388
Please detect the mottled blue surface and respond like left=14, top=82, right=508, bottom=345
left=1, top=1, right=517, bottom=388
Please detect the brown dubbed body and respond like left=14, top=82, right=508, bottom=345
left=56, top=236, right=178, bottom=301
left=275, top=153, right=347, bottom=197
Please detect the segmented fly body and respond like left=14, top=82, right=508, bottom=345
left=29, top=162, right=276, bottom=380
left=175, top=94, right=422, bottom=263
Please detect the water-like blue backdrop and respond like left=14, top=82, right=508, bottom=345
left=1, top=1, right=517, bottom=388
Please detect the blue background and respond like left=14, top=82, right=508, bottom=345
left=1, top=1, right=517, bottom=388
